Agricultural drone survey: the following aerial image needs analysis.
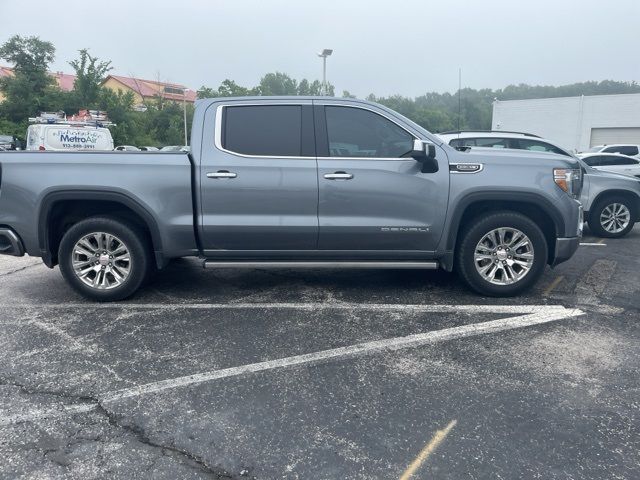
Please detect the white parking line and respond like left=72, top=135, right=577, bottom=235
left=2, top=302, right=569, bottom=313
left=100, top=305, right=583, bottom=403
left=0, top=304, right=584, bottom=426
left=580, top=243, right=607, bottom=246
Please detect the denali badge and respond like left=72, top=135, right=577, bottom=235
left=381, top=227, right=430, bottom=232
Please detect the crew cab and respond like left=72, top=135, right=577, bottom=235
left=0, top=97, right=583, bottom=301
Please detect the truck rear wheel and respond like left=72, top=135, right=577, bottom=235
left=58, top=217, right=152, bottom=301
left=455, top=211, right=548, bottom=297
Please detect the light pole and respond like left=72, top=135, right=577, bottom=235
left=317, top=49, right=333, bottom=95
left=182, top=89, right=189, bottom=147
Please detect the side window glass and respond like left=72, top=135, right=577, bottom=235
left=582, top=156, right=599, bottom=166
left=603, top=146, right=631, bottom=154
left=325, top=106, right=414, bottom=158
left=598, top=156, right=617, bottom=166
left=222, top=105, right=302, bottom=156
left=619, top=146, right=639, bottom=156
left=474, top=138, right=508, bottom=148
left=517, top=139, right=565, bottom=155
left=615, top=156, right=638, bottom=165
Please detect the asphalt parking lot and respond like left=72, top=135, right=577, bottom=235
left=1, top=228, right=639, bottom=480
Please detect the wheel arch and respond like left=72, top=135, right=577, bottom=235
left=589, top=189, right=640, bottom=221
left=441, top=191, right=563, bottom=270
left=37, top=190, right=164, bottom=268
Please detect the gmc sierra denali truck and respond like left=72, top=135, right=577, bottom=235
left=0, top=97, right=583, bottom=301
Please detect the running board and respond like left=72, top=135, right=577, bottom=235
left=203, top=260, right=439, bottom=270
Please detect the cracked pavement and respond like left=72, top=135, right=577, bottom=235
left=0, top=228, right=639, bottom=479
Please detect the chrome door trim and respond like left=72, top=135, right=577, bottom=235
left=213, top=103, right=314, bottom=160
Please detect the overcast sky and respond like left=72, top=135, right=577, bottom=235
left=2, top=0, right=638, bottom=97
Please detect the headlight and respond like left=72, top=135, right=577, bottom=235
left=554, top=168, right=582, bottom=199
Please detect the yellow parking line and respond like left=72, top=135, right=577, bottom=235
left=399, top=420, right=457, bottom=480
left=597, top=238, right=606, bottom=244
left=543, top=276, right=564, bottom=296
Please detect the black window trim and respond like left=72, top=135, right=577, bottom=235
left=214, top=103, right=315, bottom=159
left=315, top=103, right=418, bottom=160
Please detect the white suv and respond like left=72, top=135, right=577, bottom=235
left=437, top=131, right=573, bottom=157
left=583, top=144, right=640, bottom=159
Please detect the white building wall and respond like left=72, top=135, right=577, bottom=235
left=491, top=93, right=640, bottom=152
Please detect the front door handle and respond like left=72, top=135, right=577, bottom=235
left=324, top=171, right=353, bottom=180
left=207, top=170, right=237, bottom=179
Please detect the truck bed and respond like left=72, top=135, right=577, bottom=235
left=0, top=151, right=198, bottom=264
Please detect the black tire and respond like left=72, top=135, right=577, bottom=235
left=58, top=217, right=152, bottom=301
left=455, top=211, right=548, bottom=297
left=587, top=196, right=636, bottom=238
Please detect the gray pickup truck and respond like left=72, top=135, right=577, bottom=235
left=0, top=97, right=583, bottom=301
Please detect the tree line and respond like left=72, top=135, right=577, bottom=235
left=2, top=35, right=640, bottom=146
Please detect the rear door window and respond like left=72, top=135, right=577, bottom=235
left=597, top=156, right=619, bottom=166
left=621, top=146, right=638, bottom=156
left=474, top=137, right=509, bottom=148
left=609, top=156, right=639, bottom=165
left=449, top=138, right=477, bottom=148
left=222, top=105, right=302, bottom=157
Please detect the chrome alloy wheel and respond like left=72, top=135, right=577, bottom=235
left=600, top=203, right=631, bottom=234
left=72, top=232, right=132, bottom=289
left=473, top=227, right=534, bottom=285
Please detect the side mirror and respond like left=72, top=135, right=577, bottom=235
left=411, top=139, right=438, bottom=173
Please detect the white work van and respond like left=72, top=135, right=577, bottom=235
left=26, top=124, right=114, bottom=151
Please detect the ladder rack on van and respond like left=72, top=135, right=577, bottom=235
left=28, top=112, right=115, bottom=127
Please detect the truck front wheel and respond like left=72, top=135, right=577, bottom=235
left=455, top=212, right=548, bottom=297
left=58, top=217, right=152, bottom=301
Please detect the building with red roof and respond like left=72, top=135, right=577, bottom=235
left=102, top=75, right=196, bottom=108
left=0, top=66, right=196, bottom=108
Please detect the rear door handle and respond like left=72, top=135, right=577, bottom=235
left=207, top=170, right=237, bottom=179
left=324, top=171, right=353, bottom=180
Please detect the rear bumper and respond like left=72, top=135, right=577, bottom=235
left=552, top=236, right=580, bottom=266
left=0, top=228, right=25, bottom=256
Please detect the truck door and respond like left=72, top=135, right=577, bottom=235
left=199, top=101, right=318, bottom=252
left=315, top=102, right=449, bottom=252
